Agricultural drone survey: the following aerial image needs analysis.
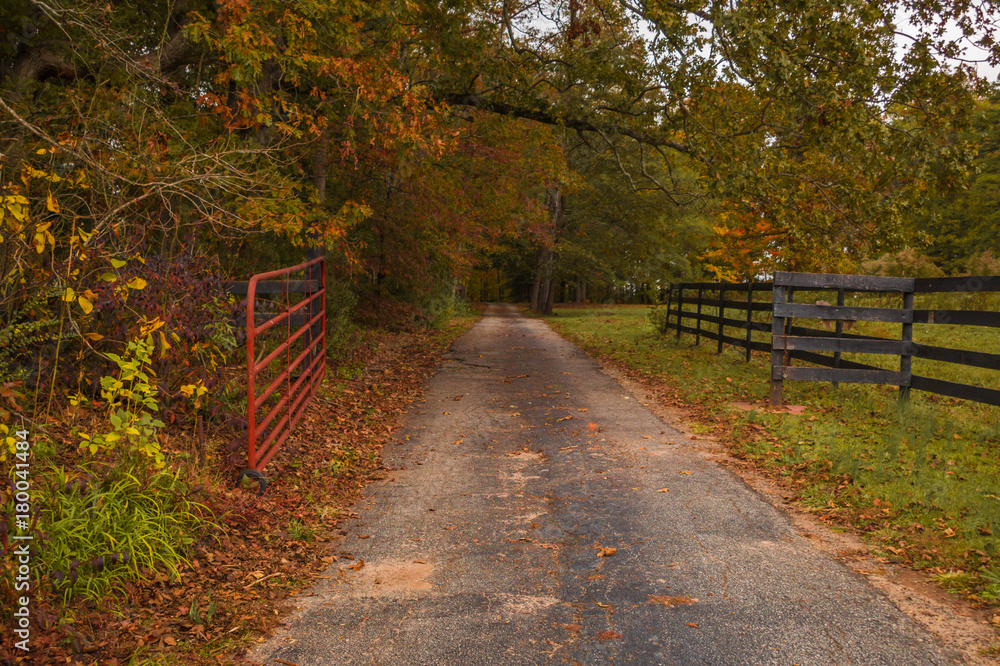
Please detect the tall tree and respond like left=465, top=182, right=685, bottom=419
left=414, top=0, right=992, bottom=266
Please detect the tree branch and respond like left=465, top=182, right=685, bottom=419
left=441, top=93, right=693, bottom=155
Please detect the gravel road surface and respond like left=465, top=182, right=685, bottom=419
left=248, top=304, right=955, bottom=665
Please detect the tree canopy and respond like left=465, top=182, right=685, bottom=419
left=1, top=0, right=997, bottom=316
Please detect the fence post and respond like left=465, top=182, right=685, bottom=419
left=769, top=284, right=785, bottom=407
left=784, top=288, right=795, bottom=368
left=745, top=282, right=754, bottom=362
left=695, top=287, right=703, bottom=346
left=833, top=288, right=845, bottom=390
left=663, top=285, right=673, bottom=334
left=717, top=285, right=726, bottom=354
left=676, top=287, right=684, bottom=340
left=900, top=288, right=914, bottom=403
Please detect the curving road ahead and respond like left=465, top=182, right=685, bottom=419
left=249, top=304, right=954, bottom=665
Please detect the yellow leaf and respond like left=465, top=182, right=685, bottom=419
left=84, top=332, right=104, bottom=341
left=126, top=277, right=147, bottom=290
left=46, top=194, right=60, bottom=214
left=36, top=148, right=48, bottom=155
left=110, top=258, right=128, bottom=268
left=62, top=287, right=76, bottom=302
left=77, top=295, right=93, bottom=314
left=159, top=331, right=171, bottom=357
left=10, top=205, right=27, bottom=223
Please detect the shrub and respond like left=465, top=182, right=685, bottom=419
left=860, top=249, right=946, bottom=278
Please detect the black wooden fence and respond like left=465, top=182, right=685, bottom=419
left=662, top=272, right=1000, bottom=408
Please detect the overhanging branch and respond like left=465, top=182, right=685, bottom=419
left=442, top=93, right=694, bottom=155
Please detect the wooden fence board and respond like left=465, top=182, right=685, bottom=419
left=914, top=276, right=1000, bottom=293
left=774, top=336, right=908, bottom=355
left=775, top=367, right=910, bottom=385
left=718, top=332, right=771, bottom=352
left=911, top=344, right=1000, bottom=370
left=912, top=310, right=1000, bottom=328
left=910, top=375, right=1000, bottom=406
left=718, top=299, right=774, bottom=312
left=788, top=350, right=886, bottom=372
left=787, top=325, right=896, bottom=342
left=775, top=271, right=915, bottom=292
left=774, top=303, right=912, bottom=323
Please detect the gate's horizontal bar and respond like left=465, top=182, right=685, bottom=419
left=225, top=280, right=320, bottom=295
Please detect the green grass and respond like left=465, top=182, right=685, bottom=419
left=546, top=304, right=1000, bottom=604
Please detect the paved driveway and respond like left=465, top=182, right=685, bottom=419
left=248, top=304, right=953, bottom=665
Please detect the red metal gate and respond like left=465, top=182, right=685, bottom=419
left=237, top=256, right=326, bottom=488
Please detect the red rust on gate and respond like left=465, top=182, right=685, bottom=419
left=244, top=256, right=326, bottom=473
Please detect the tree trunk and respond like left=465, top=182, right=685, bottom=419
left=530, top=244, right=547, bottom=312
left=532, top=184, right=562, bottom=313
left=544, top=263, right=557, bottom=315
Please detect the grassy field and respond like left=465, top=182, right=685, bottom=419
left=545, top=304, right=1000, bottom=604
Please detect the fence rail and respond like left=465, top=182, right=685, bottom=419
left=661, top=272, right=1000, bottom=409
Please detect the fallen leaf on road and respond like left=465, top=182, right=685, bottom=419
left=588, top=423, right=599, bottom=431
left=597, top=547, right=617, bottom=557
left=557, top=415, right=572, bottom=422
left=686, top=623, right=699, bottom=628
left=596, top=602, right=613, bottom=608
left=359, top=534, right=371, bottom=539
left=443, top=525, right=458, bottom=530
left=577, top=408, right=588, bottom=412
left=647, top=595, right=697, bottom=607
left=658, top=488, right=669, bottom=493
left=348, top=560, right=365, bottom=571
left=679, top=471, right=692, bottom=475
